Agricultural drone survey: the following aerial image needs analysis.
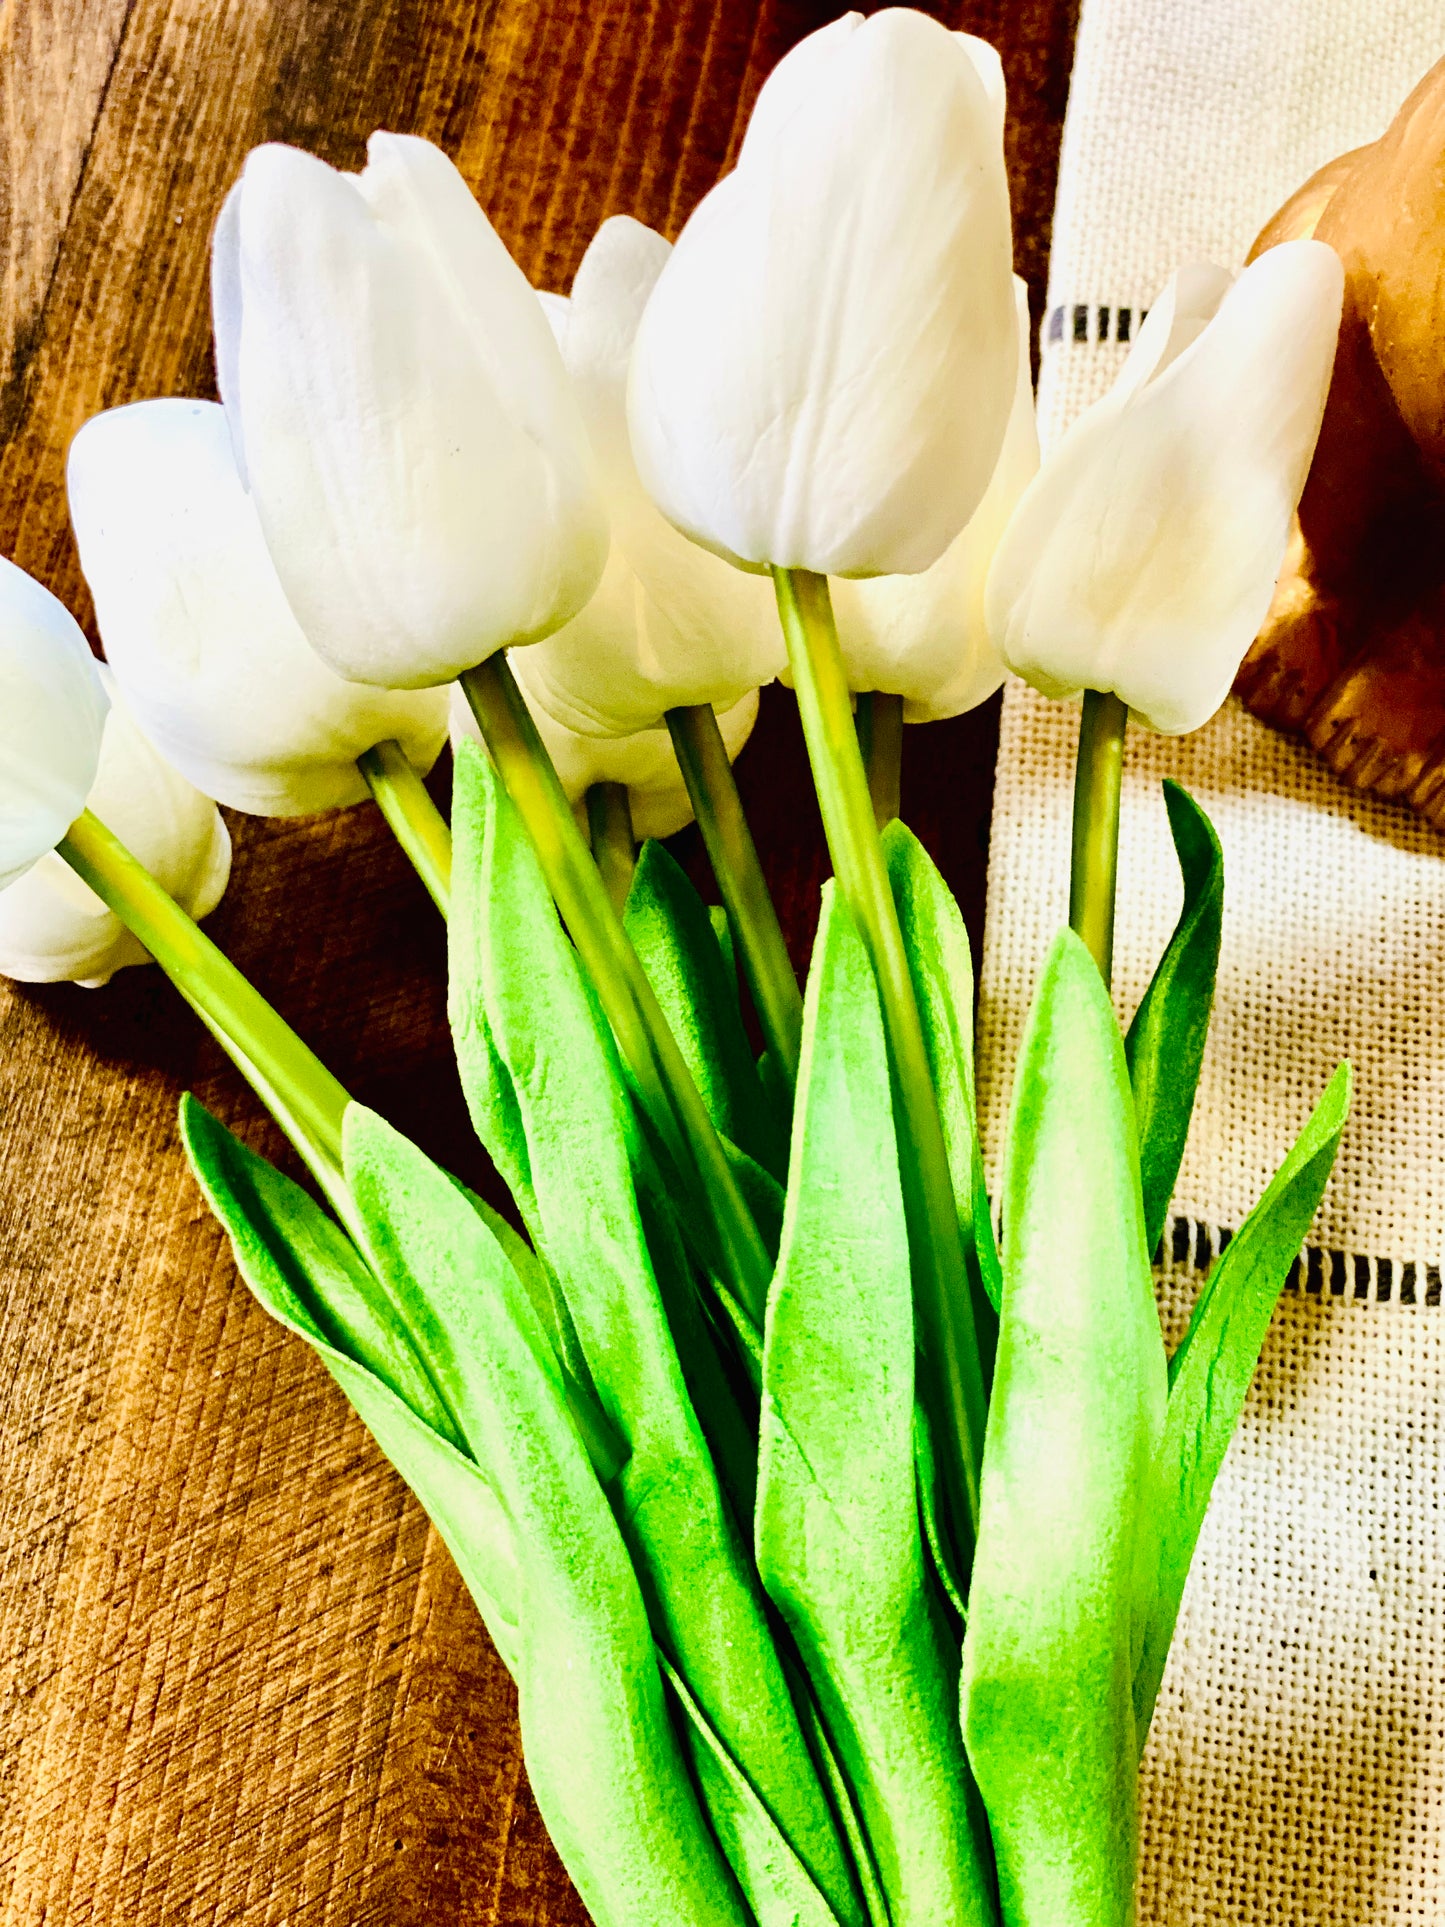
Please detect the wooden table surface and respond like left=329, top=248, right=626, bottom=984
left=0, top=2, right=1078, bottom=1919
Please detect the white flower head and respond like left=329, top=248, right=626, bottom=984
left=0, top=556, right=109, bottom=890
left=0, top=669, right=230, bottom=986
left=515, top=217, right=784, bottom=740
left=213, top=132, right=609, bottom=689
left=986, top=239, right=1344, bottom=734
left=628, top=10, right=1017, bottom=578
left=829, top=275, right=1038, bottom=719
left=68, top=398, right=449, bottom=815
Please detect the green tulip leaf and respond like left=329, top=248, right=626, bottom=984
left=625, top=837, right=788, bottom=1182
left=661, top=1651, right=848, bottom=1927
left=913, top=1395, right=969, bottom=1626
left=962, top=929, right=1167, bottom=1927
left=1134, top=1061, right=1351, bottom=1738
left=710, top=901, right=738, bottom=980
left=449, top=741, right=857, bottom=1922
left=180, top=1098, right=743, bottom=1927
left=724, top=1132, right=787, bottom=1261
left=456, top=1177, right=593, bottom=1393
left=1125, top=780, right=1224, bottom=1257
left=883, top=820, right=1000, bottom=1333
left=757, top=881, right=998, bottom=1927
left=629, top=1133, right=762, bottom=1534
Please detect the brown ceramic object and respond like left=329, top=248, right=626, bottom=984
left=1235, top=58, right=1445, bottom=822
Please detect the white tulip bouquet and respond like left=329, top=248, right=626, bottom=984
left=1, top=11, right=1353, bottom=1924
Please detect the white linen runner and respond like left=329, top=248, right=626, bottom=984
left=978, top=4, right=1445, bottom=1916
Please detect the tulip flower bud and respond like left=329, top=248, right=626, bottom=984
left=450, top=675, right=757, bottom=842
left=986, top=239, right=1344, bottom=735
left=513, top=217, right=784, bottom=738
left=212, top=132, right=609, bottom=689
left=627, top=9, right=1017, bottom=578
left=0, top=555, right=109, bottom=891
left=68, top=399, right=449, bottom=816
left=827, top=276, right=1038, bottom=720
left=0, top=670, right=230, bottom=986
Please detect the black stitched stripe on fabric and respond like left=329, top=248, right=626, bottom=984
left=1043, top=302, right=1150, bottom=345
left=1157, top=1214, right=1442, bottom=1309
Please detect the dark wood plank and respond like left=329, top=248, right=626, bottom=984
left=0, top=2, right=1078, bottom=1919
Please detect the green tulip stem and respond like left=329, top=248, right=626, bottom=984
left=357, top=740, right=453, bottom=919
left=1068, top=690, right=1129, bottom=988
left=855, top=690, right=904, bottom=830
left=58, top=808, right=350, bottom=1200
left=459, top=655, right=774, bottom=1325
left=585, top=781, right=636, bottom=916
left=666, top=701, right=803, bottom=1091
left=772, top=566, right=987, bottom=1551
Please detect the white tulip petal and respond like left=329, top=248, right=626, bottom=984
left=537, top=289, right=571, bottom=343
left=513, top=216, right=783, bottom=737
left=829, top=275, right=1037, bottom=719
left=450, top=677, right=758, bottom=842
left=955, top=32, right=1006, bottom=144
left=68, top=399, right=450, bottom=815
left=0, top=670, right=231, bottom=986
left=736, top=12, right=863, bottom=167
left=214, top=136, right=608, bottom=689
left=987, top=239, right=1343, bottom=735
left=629, top=9, right=1017, bottom=577
left=210, top=184, right=249, bottom=486
left=1109, top=260, right=1233, bottom=404
left=0, top=556, right=108, bottom=890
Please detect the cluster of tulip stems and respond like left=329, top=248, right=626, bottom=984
left=1, top=12, right=1356, bottom=1926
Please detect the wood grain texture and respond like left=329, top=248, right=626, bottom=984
left=0, top=2, right=1078, bottom=1919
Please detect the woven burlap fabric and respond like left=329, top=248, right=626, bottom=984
left=978, top=3, right=1445, bottom=1918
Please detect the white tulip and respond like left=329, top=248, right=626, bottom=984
left=213, top=132, right=609, bottom=690
left=627, top=9, right=1017, bottom=578
left=0, top=670, right=230, bottom=986
left=985, top=240, right=1344, bottom=735
left=67, top=399, right=449, bottom=816
left=828, top=276, right=1038, bottom=720
left=450, top=676, right=758, bottom=842
left=0, top=555, right=109, bottom=891
left=513, top=217, right=784, bottom=739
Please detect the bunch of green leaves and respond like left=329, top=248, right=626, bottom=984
left=183, top=759, right=1347, bottom=1927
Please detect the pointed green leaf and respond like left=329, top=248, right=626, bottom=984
left=181, top=1099, right=743, bottom=1927
left=449, top=741, right=857, bottom=1922
left=882, top=820, right=1000, bottom=1325
left=710, top=902, right=738, bottom=980
left=626, top=837, right=787, bottom=1181
left=1125, top=781, right=1224, bottom=1255
left=628, top=1133, right=761, bottom=1534
left=455, top=1179, right=593, bottom=1393
left=757, top=882, right=997, bottom=1927
left=962, top=930, right=1167, bottom=1927
left=724, top=1133, right=786, bottom=1261
left=1134, top=1062, right=1350, bottom=1737
left=343, top=1106, right=626, bottom=1487
left=176, top=1093, right=464, bottom=1452
left=913, top=1395, right=968, bottom=1626
left=662, top=1652, right=848, bottom=1927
